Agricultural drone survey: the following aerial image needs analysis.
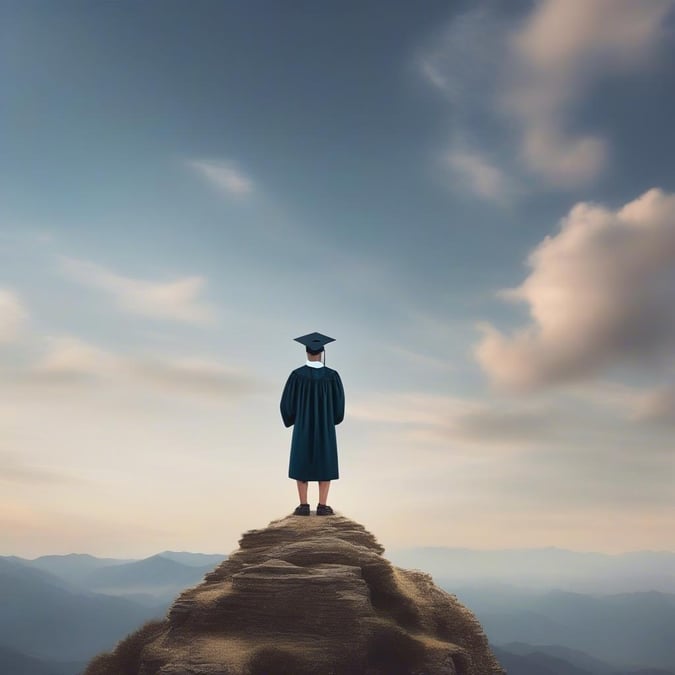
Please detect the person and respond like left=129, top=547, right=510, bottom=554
left=280, top=332, right=345, bottom=516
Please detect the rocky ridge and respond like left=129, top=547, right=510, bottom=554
left=85, top=514, right=505, bottom=675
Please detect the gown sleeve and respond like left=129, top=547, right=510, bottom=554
left=280, top=371, right=297, bottom=428
left=332, top=371, right=345, bottom=425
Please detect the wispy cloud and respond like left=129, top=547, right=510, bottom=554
left=475, top=188, right=675, bottom=390
left=350, top=391, right=561, bottom=449
left=0, top=451, right=83, bottom=485
left=22, top=334, right=261, bottom=399
left=187, top=159, right=254, bottom=197
left=419, top=0, right=673, bottom=192
left=0, top=288, right=28, bottom=343
left=381, top=343, right=455, bottom=373
left=29, top=335, right=121, bottom=382
left=444, top=149, right=513, bottom=202
left=58, top=256, right=216, bottom=324
left=127, top=355, right=262, bottom=398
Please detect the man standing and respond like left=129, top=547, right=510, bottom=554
left=280, top=332, right=345, bottom=516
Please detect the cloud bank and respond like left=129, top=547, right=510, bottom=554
left=475, top=188, right=675, bottom=390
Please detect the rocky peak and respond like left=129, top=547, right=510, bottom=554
left=86, top=514, right=505, bottom=675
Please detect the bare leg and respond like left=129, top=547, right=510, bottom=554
left=296, top=480, right=309, bottom=504
left=318, top=481, right=330, bottom=505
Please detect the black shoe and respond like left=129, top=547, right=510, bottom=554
left=293, top=503, right=310, bottom=516
left=316, top=503, right=334, bottom=516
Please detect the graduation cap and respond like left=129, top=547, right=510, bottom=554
left=294, top=332, right=335, bottom=358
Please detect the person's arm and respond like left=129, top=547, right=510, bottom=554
left=332, top=371, right=345, bottom=425
left=280, top=371, right=297, bottom=428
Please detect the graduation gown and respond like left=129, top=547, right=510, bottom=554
left=280, top=365, right=345, bottom=481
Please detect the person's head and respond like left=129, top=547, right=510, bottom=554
left=306, top=347, right=323, bottom=362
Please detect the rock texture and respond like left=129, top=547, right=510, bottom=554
left=85, top=514, right=505, bottom=675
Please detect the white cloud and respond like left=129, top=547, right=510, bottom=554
left=31, top=335, right=121, bottom=380
left=475, top=188, right=675, bottom=390
left=506, top=0, right=672, bottom=185
left=187, top=159, right=253, bottom=196
left=59, top=256, right=216, bottom=324
left=419, top=0, right=673, bottom=191
left=0, top=288, right=28, bottom=343
left=445, top=150, right=512, bottom=201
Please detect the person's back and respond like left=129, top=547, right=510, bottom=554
left=280, top=333, right=345, bottom=516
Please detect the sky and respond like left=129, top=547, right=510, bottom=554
left=1, top=0, right=674, bottom=558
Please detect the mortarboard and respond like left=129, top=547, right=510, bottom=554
left=294, top=332, right=335, bottom=352
left=294, top=332, right=335, bottom=356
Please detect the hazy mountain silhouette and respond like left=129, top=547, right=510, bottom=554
left=0, top=557, right=163, bottom=662
left=5, top=552, right=223, bottom=604
left=492, top=644, right=594, bottom=674
left=0, top=643, right=65, bottom=675
left=498, top=641, right=620, bottom=672
left=157, top=551, right=226, bottom=567
left=78, top=554, right=216, bottom=599
left=390, top=548, right=675, bottom=593
left=493, top=643, right=675, bottom=675
left=4, top=543, right=674, bottom=673
left=0, top=555, right=83, bottom=593
left=85, top=514, right=505, bottom=675
left=454, top=586, right=675, bottom=670
left=25, top=553, right=135, bottom=586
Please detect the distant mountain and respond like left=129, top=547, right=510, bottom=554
left=389, top=547, right=675, bottom=593
left=0, top=643, right=64, bottom=675
left=158, top=550, right=226, bottom=568
left=0, top=557, right=163, bottom=662
left=451, top=585, right=675, bottom=670
left=492, top=644, right=594, bottom=674
left=499, top=641, right=618, bottom=672
left=3, top=552, right=223, bottom=603
left=80, top=554, right=215, bottom=601
left=0, top=643, right=85, bottom=675
left=25, top=553, right=135, bottom=586
left=5, top=547, right=675, bottom=672
left=0, top=555, right=82, bottom=593
left=493, top=643, right=675, bottom=675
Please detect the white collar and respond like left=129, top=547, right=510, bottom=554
left=305, top=360, right=324, bottom=368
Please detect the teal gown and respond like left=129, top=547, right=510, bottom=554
left=280, top=365, right=345, bottom=481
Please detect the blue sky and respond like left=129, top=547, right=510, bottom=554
left=1, top=0, right=674, bottom=557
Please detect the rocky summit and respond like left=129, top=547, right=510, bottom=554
left=85, top=514, right=505, bottom=675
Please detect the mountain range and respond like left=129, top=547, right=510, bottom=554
left=450, top=584, right=675, bottom=669
left=2, top=546, right=673, bottom=674
left=0, top=550, right=223, bottom=667
left=389, top=547, right=675, bottom=594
